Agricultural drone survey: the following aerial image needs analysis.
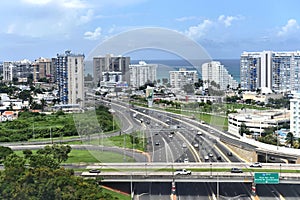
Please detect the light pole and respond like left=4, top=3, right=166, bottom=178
left=217, top=173, right=219, bottom=200
left=130, top=173, right=133, bottom=200
left=280, top=164, right=282, bottom=178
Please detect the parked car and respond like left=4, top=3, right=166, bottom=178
left=250, top=162, right=262, bottom=168
left=227, top=151, right=233, bottom=156
left=231, top=168, right=243, bottom=173
left=174, top=169, right=191, bottom=175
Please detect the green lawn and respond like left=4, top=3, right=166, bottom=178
left=67, top=134, right=146, bottom=152
left=14, top=149, right=135, bottom=163
left=101, top=187, right=130, bottom=200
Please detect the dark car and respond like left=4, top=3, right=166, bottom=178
left=231, top=168, right=243, bottom=173
left=227, top=152, right=233, bottom=156
left=89, top=169, right=101, bottom=173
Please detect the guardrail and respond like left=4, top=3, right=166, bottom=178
left=81, top=171, right=300, bottom=184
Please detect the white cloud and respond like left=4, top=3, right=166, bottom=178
left=79, top=9, right=94, bottom=24
left=62, top=0, right=87, bottom=8
left=21, top=0, right=52, bottom=5
left=176, top=16, right=198, bottom=22
left=277, top=19, right=300, bottom=36
left=6, top=24, right=16, bottom=34
left=218, top=15, right=242, bottom=27
left=184, top=19, right=212, bottom=39
left=84, top=27, right=101, bottom=40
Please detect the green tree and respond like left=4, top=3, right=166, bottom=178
left=40, top=98, right=47, bottom=112
left=286, top=132, right=294, bottom=147
left=0, top=146, right=14, bottom=163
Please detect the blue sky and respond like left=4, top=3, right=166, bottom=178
left=1, top=0, right=300, bottom=61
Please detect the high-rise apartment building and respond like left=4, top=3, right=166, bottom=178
left=240, top=51, right=300, bottom=93
left=202, top=61, right=238, bottom=90
left=93, top=54, right=130, bottom=86
left=3, top=60, right=32, bottom=82
left=129, top=61, right=157, bottom=88
left=33, top=57, right=53, bottom=82
left=54, top=50, right=85, bottom=107
left=169, top=68, right=198, bottom=89
left=290, top=93, right=300, bottom=137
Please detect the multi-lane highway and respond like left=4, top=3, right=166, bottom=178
left=130, top=105, right=241, bottom=164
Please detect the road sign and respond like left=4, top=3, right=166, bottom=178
left=254, top=172, right=279, bottom=184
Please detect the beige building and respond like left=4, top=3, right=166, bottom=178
left=33, top=57, right=53, bottom=82
left=93, top=54, right=130, bottom=86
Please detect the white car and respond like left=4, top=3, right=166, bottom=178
left=174, top=169, right=191, bottom=175
left=250, top=162, right=262, bottom=167
left=196, top=131, right=203, bottom=136
left=182, top=143, right=187, bottom=148
left=184, top=158, right=189, bottom=163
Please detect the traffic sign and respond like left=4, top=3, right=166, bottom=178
left=254, top=172, right=279, bottom=184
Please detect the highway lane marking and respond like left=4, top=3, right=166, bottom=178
left=162, top=136, right=174, bottom=163
left=176, top=131, right=201, bottom=162
left=213, top=144, right=231, bottom=163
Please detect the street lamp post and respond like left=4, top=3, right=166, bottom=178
left=217, top=173, right=219, bottom=200
left=131, top=173, right=133, bottom=200
left=280, top=164, right=282, bottom=178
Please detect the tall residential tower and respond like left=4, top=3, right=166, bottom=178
left=93, top=54, right=130, bottom=87
left=240, top=51, right=300, bottom=93
left=129, top=61, right=157, bottom=88
left=54, top=50, right=85, bottom=107
left=202, top=61, right=238, bottom=90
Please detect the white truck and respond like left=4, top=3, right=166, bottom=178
left=174, top=169, right=192, bottom=175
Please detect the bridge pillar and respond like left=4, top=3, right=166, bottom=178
left=251, top=151, right=258, bottom=162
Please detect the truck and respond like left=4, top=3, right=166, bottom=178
left=174, top=169, right=192, bottom=175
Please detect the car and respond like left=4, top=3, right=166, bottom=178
left=227, top=151, right=233, bottom=156
left=231, top=168, right=243, bottom=173
left=168, top=134, right=173, bottom=138
left=184, top=158, right=189, bottom=163
left=217, top=155, right=222, bottom=160
left=269, top=156, right=275, bottom=160
left=182, top=143, right=187, bottom=148
left=208, top=153, right=213, bottom=157
left=197, top=131, right=203, bottom=136
left=155, top=141, right=160, bottom=146
left=174, top=169, right=191, bottom=175
left=193, top=143, right=199, bottom=148
left=204, top=156, right=209, bottom=161
left=89, top=169, right=101, bottom=173
left=250, top=162, right=262, bottom=168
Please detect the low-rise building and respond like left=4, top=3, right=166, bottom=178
left=228, top=109, right=289, bottom=137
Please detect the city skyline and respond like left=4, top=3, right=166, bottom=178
left=1, top=0, right=300, bottom=61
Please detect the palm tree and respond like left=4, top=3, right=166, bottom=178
left=286, top=132, right=294, bottom=148
left=40, top=98, right=46, bottom=112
